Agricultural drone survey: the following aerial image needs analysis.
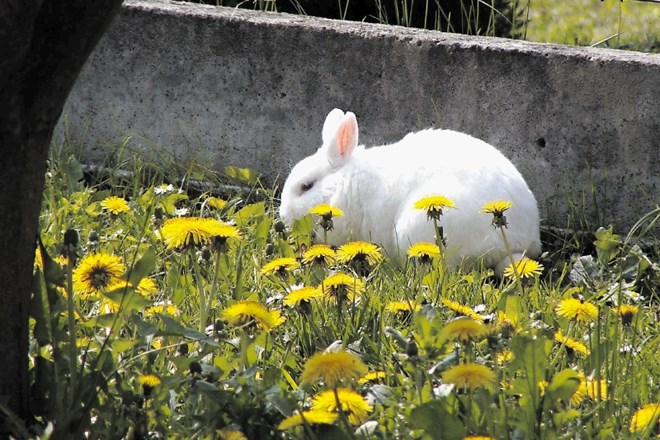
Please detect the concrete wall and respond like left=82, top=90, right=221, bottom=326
left=57, top=0, right=660, bottom=231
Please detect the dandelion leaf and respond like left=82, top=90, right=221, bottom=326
left=547, top=369, right=581, bottom=403
left=123, top=248, right=156, bottom=286
left=410, top=400, right=465, bottom=440
left=594, top=226, right=620, bottom=264
left=225, top=165, right=260, bottom=186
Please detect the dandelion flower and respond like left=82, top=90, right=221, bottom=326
left=73, top=253, right=126, bottom=297
left=442, top=363, right=496, bottom=391
left=160, top=217, right=241, bottom=251
left=301, top=349, right=368, bottom=387
left=107, top=277, right=158, bottom=297
left=442, top=299, right=483, bottom=321
left=615, top=304, right=638, bottom=326
left=283, top=286, right=322, bottom=307
left=414, top=195, right=456, bottom=220
left=221, top=300, right=285, bottom=332
left=503, top=258, right=544, bottom=279
left=138, top=374, right=161, bottom=397
left=217, top=428, right=247, bottom=440
left=496, top=350, right=514, bottom=364
left=407, top=242, right=441, bottom=263
left=319, top=273, right=366, bottom=302
left=336, top=241, right=383, bottom=266
left=144, top=302, right=180, bottom=317
left=579, top=373, right=608, bottom=401
left=311, top=388, right=373, bottom=425
left=101, top=196, right=130, bottom=215
left=260, top=257, right=301, bottom=277
left=481, top=199, right=514, bottom=228
left=464, top=436, right=496, bottom=440
left=629, top=403, right=660, bottom=433
left=278, top=410, right=338, bottom=430
left=554, top=329, right=590, bottom=357
left=555, top=298, right=598, bottom=323
left=309, top=204, right=344, bottom=231
left=385, top=300, right=421, bottom=314
left=301, top=244, right=336, bottom=265
left=441, top=317, right=488, bottom=342
left=358, top=371, right=387, bottom=384
left=206, top=196, right=228, bottom=210
left=309, top=203, right=344, bottom=218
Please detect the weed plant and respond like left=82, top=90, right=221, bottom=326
left=26, top=145, right=659, bottom=439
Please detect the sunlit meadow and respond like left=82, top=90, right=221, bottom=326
left=30, top=148, right=659, bottom=439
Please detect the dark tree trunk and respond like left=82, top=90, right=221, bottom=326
left=0, top=0, right=123, bottom=432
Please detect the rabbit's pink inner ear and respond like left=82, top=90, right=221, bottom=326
left=335, top=113, right=358, bottom=159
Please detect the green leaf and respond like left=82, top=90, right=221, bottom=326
left=63, top=156, right=84, bottom=192
left=594, top=226, right=620, bottom=264
left=547, top=369, right=581, bottom=403
left=157, top=315, right=219, bottom=346
left=225, top=165, right=260, bottom=186
left=511, top=334, right=551, bottom=393
left=233, top=202, right=266, bottom=228
left=102, top=286, right=152, bottom=312
left=123, top=247, right=156, bottom=286
left=410, top=400, right=465, bottom=440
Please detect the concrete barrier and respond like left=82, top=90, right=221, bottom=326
left=57, top=0, right=660, bottom=231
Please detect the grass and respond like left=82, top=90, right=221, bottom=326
left=525, top=0, right=660, bottom=51
left=23, top=143, right=660, bottom=439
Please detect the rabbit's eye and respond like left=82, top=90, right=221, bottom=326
left=300, top=181, right=314, bottom=193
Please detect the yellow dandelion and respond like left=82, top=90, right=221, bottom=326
left=441, top=317, right=489, bottom=342
left=221, top=300, right=285, bottom=332
left=407, top=242, right=441, bottom=263
left=278, top=410, right=338, bottom=430
left=554, top=330, right=590, bottom=356
left=260, top=257, right=301, bottom=277
left=497, top=310, right=519, bottom=330
left=301, top=244, right=336, bottom=265
left=319, top=273, right=366, bottom=301
left=101, top=196, right=130, bottom=215
left=311, top=388, right=373, bottom=425
left=217, top=428, right=247, bottom=440
left=630, top=403, right=660, bottom=434
left=464, top=436, right=496, bottom=440
left=206, top=196, right=228, bottom=210
left=308, top=203, right=344, bottom=218
left=301, top=349, right=368, bottom=387
left=414, top=194, right=456, bottom=220
left=481, top=199, right=514, bottom=228
left=358, top=371, right=387, bottom=385
left=615, top=304, right=638, bottom=326
left=555, top=298, right=598, bottom=323
left=283, top=286, right=323, bottom=307
left=107, top=277, right=158, bottom=297
left=503, top=258, right=544, bottom=279
left=442, top=363, right=496, bottom=391
left=442, top=299, right=483, bottom=321
left=336, top=241, right=384, bottom=266
left=496, top=350, right=514, bottom=364
left=73, top=253, right=126, bottom=298
left=385, top=300, right=422, bottom=314
left=138, top=374, right=161, bottom=397
left=578, top=373, right=608, bottom=401
left=538, top=379, right=583, bottom=405
left=144, top=302, right=180, bottom=317
left=160, top=217, right=241, bottom=251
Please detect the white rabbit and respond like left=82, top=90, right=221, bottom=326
left=279, top=109, right=541, bottom=274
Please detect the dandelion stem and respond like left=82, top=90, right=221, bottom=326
left=65, top=259, right=78, bottom=393
left=499, top=226, right=525, bottom=296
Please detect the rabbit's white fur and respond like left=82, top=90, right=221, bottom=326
left=279, top=109, right=541, bottom=274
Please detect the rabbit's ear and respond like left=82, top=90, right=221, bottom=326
left=327, top=112, right=358, bottom=167
left=322, top=109, right=346, bottom=144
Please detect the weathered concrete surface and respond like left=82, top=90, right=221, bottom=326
left=57, top=0, right=660, bottom=231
